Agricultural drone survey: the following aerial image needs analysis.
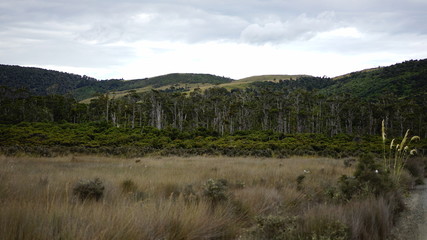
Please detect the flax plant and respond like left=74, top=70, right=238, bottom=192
left=382, top=120, right=420, bottom=182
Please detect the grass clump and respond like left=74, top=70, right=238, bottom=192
left=72, top=178, right=105, bottom=202
left=121, top=179, right=138, bottom=193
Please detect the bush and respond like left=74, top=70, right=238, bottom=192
left=73, top=178, right=105, bottom=202
left=203, top=178, right=229, bottom=204
left=306, top=219, right=350, bottom=240
left=254, top=215, right=298, bottom=240
left=338, top=154, right=394, bottom=201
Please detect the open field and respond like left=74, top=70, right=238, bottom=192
left=0, top=155, right=415, bottom=239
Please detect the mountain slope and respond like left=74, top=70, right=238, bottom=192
left=324, top=59, right=427, bottom=99
left=0, top=65, right=234, bottom=100
left=0, top=65, right=97, bottom=96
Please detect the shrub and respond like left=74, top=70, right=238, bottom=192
left=338, top=154, right=394, bottom=201
left=203, top=178, right=229, bottom=204
left=72, top=178, right=105, bottom=202
left=254, top=215, right=298, bottom=240
left=305, top=219, right=350, bottom=240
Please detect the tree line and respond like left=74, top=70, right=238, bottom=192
left=1, top=85, right=426, bottom=139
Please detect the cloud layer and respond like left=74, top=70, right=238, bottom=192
left=0, top=0, right=426, bottom=79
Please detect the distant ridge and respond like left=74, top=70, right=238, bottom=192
left=1, top=58, right=426, bottom=101
left=0, top=64, right=97, bottom=96
left=323, top=59, right=427, bottom=100
left=0, top=65, right=233, bottom=100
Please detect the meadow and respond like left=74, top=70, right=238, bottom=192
left=0, top=154, right=417, bottom=240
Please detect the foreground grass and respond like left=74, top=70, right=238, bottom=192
left=0, top=155, right=411, bottom=239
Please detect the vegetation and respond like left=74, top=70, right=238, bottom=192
left=72, top=178, right=105, bottom=202
left=381, top=120, right=421, bottom=182
left=2, top=121, right=426, bottom=158
left=0, top=65, right=233, bottom=100
left=324, top=59, right=427, bottom=100
left=1, top=155, right=422, bottom=240
left=0, top=59, right=426, bottom=239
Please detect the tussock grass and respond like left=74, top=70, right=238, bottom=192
left=0, top=155, right=400, bottom=240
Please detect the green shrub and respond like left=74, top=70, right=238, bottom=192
left=73, top=178, right=105, bottom=202
left=203, top=178, right=229, bottom=204
left=338, top=154, right=394, bottom=201
left=254, top=215, right=298, bottom=240
left=307, top=219, right=350, bottom=240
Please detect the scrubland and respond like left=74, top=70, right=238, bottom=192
left=0, top=155, right=423, bottom=240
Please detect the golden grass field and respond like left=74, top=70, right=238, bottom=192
left=0, top=155, right=404, bottom=239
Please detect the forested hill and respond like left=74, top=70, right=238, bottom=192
left=249, top=59, right=427, bottom=100
left=1, top=58, right=426, bottom=101
left=324, top=59, right=427, bottom=100
left=0, top=65, right=234, bottom=100
left=0, top=65, right=97, bottom=96
left=73, top=73, right=234, bottom=101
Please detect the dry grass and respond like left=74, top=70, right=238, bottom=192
left=0, top=155, right=358, bottom=239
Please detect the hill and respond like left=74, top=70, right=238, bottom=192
left=1, top=59, right=426, bottom=102
left=324, top=59, right=427, bottom=100
left=76, top=73, right=234, bottom=102
left=0, top=65, right=97, bottom=96
left=0, top=65, right=234, bottom=100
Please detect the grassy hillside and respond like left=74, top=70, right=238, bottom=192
left=79, top=75, right=305, bottom=103
left=324, top=59, right=427, bottom=100
left=216, top=75, right=307, bottom=90
left=71, top=73, right=234, bottom=100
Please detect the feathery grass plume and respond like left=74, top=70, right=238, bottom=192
left=398, top=130, right=410, bottom=152
left=409, top=149, right=417, bottom=155
left=381, top=122, right=421, bottom=182
left=410, top=136, right=420, bottom=142
left=389, top=139, right=395, bottom=150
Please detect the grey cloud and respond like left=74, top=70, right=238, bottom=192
left=240, top=12, right=339, bottom=44
left=77, top=5, right=249, bottom=44
left=1, top=0, right=426, bottom=78
left=2, top=0, right=427, bottom=45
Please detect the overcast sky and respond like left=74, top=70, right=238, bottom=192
left=1, top=0, right=426, bottom=80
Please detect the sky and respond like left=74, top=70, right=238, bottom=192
left=1, top=0, right=426, bottom=80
